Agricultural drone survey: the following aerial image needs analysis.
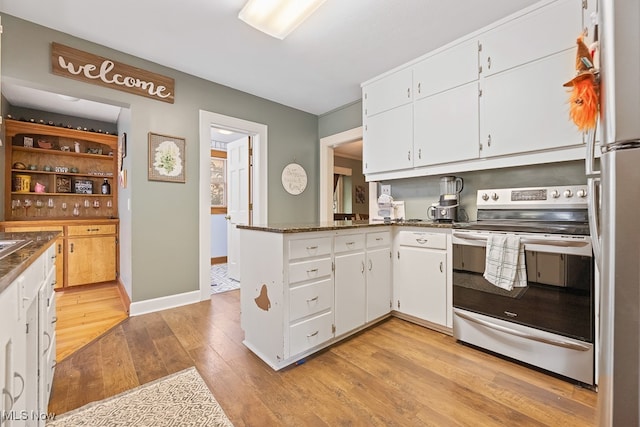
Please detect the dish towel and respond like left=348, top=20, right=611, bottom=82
left=483, top=234, right=527, bottom=291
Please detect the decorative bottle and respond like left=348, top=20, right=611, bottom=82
left=101, top=178, right=111, bottom=195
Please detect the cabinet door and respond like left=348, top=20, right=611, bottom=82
left=480, top=49, right=582, bottom=158
left=363, top=103, right=413, bottom=174
left=396, top=247, right=447, bottom=326
left=363, top=68, right=412, bottom=117
left=67, top=236, right=117, bottom=286
left=479, top=0, right=581, bottom=77
left=334, top=251, right=366, bottom=336
left=414, top=39, right=478, bottom=99
left=366, top=247, right=391, bottom=322
left=0, top=284, right=17, bottom=420
left=414, top=81, right=480, bottom=167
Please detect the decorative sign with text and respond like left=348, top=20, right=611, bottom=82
left=51, top=42, right=175, bottom=103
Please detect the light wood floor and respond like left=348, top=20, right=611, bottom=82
left=55, top=283, right=129, bottom=361
left=49, top=290, right=598, bottom=426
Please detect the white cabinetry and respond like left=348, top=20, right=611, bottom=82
left=0, top=241, right=56, bottom=427
left=478, top=0, right=583, bottom=158
left=394, top=229, right=452, bottom=330
left=365, top=231, right=392, bottom=322
left=240, top=227, right=393, bottom=370
left=362, top=68, right=413, bottom=174
left=362, top=0, right=587, bottom=180
left=334, top=234, right=366, bottom=336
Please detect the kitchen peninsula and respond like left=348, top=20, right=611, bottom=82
left=238, top=220, right=452, bottom=370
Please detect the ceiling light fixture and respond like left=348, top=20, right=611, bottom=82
left=238, top=0, right=327, bottom=40
left=217, top=129, right=233, bottom=135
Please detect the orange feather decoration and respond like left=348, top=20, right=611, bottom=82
left=568, top=76, right=598, bottom=131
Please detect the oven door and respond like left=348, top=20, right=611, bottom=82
left=452, top=229, right=594, bottom=342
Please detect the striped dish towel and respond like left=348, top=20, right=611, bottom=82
left=483, top=234, right=527, bottom=291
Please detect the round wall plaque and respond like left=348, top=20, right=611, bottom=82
left=281, top=163, right=307, bottom=195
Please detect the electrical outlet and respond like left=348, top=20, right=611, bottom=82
left=381, top=184, right=391, bottom=196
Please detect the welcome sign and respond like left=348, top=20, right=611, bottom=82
left=51, top=42, right=175, bottom=104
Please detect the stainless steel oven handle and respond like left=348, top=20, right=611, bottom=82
left=452, top=232, right=589, bottom=248
left=454, top=310, right=591, bottom=351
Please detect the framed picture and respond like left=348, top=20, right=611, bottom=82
left=210, top=157, right=226, bottom=207
left=148, top=132, right=186, bottom=183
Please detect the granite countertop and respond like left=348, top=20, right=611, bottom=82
left=0, top=231, right=60, bottom=293
left=237, top=220, right=453, bottom=233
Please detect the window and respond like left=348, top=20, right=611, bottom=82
left=210, top=149, right=227, bottom=214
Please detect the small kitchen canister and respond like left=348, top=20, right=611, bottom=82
left=13, top=174, right=31, bottom=192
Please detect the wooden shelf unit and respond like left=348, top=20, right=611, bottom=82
left=4, top=119, right=118, bottom=221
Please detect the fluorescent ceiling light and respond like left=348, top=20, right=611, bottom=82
left=238, top=0, right=327, bottom=40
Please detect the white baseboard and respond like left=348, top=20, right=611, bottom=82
left=129, top=290, right=201, bottom=316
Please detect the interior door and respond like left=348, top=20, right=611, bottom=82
left=226, top=136, right=250, bottom=281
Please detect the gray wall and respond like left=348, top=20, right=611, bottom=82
left=1, top=14, right=319, bottom=303
left=318, top=100, right=362, bottom=139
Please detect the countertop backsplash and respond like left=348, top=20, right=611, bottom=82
left=378, top=160, right=586, bottom=221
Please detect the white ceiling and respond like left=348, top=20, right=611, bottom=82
left=0, top=0, right=539, bottom=117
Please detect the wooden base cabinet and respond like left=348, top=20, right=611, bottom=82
left=1, top=220, right=118, bottom=288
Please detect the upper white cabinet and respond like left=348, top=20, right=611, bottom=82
left=478, top=0, right=581, bottom=77
left=414, top=39, right=479, bottom=99
left=362, top=0, right=587, bottom=180
left=363, top=103, right=413, bottom=174
left=363, top=68, right=413, bottom=117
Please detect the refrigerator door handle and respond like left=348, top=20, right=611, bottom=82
left=585, top=127, right=601, bottom=178
left=587, top=176, right=602, bottom=270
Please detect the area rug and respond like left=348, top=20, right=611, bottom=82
left=47, top=367, right=234, bottom=427
left=211, top=263, right=240, bottom=294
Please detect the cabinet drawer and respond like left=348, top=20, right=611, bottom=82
left=289, top=237, right=332, bottom=260
left=334, top=234, right=365, bottom=253
left=289, top=257, right=332, bottom=285
left=3, top=226, right=64, bottom=233
left=367, top=231, right=391, bottom=248
left=67, top=224, right=116, bottom=236
left=398, top=231, right=447, bottom=249
left=289, top=278, right=333, bottom=321
left=289, top=311, right=333, bottom=357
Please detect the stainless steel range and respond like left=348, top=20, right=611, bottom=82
left=452, top=185, right=595, bottom=385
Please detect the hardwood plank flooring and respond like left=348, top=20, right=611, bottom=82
left=48, top=290, right=598, bottom=426
left=55, top=283, right=129, bottom=361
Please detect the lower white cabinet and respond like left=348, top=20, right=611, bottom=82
left=0, top=240, right=57, bottom=426
left=394, top=229, right=452, bottom=329
left=240, top=227, right=392, bottom=370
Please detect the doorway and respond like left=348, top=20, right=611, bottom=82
left=198, top=110, right=268, bottom=301
left=319, top=127, right=376, bottom=221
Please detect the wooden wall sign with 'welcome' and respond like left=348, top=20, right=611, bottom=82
left=51, top=42, right=175, bottom=104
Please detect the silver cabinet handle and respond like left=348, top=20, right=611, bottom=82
left=375, top=237, right=384, bottom=241
left=306, top=245, right=318, bottom=250
left=2, top=388, right=14, bottom=411
left=439, top=262, right=443, bottom=273
left=346, top=241, right=355, bottom=246
left=43, top=331, right=52, bottom=355
left=418, top=148, right=422, bottom=160
left=51, top=316, right=58, bottom=324
left=487, top=56, right=491, bottom=69
left=454, top=310, right=591, bottom=351
left=13, top=372, right=25, bottom=403
left=306, top=268, right=318, bottom=274
left=415, top=238, right=427, bottom=244
left=368, top=259, right=373, bottom=271
left=487, top=134, right=492, bottom=147
left=408, top=150, right=411, bottom=161
left=307, top=330, right=319, bottom=338
left=407, top=88, right=410, bottom=98
left=306, top=296, right=319, bottom=303
left=361, top=261, right=365, bottom=274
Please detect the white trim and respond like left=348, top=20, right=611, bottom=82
left=199, top=110, right=268, bottom=302
left=334, top=166, right=352, bottom=176
left=130, top=290, right=201, bottom=316
left=319, top=126, right=363, bottom=222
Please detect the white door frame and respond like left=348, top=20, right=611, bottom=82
left=320, top=127, right=377, bottom=221
left=199, top=110, right=268, bottom=301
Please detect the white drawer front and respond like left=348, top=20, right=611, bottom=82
left=289, top=278, right=333, bottom=321
left=289, top=237, right=332, bottom=260
left=289, top=311, right=334, bottom=357
left=289, top=257, right=332, bottom=285
left=367, top=231, right=391, bottom=248
left=398, top=231, right=447, bottom=249
left=334, top=234, right=365, bottom=253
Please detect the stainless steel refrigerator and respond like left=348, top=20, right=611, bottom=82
left=589, top=0, right=640, bottom=425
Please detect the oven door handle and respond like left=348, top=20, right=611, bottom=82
left=452, top=232, right=589, bottom=248
left=454, top=309, right=591, bottom=351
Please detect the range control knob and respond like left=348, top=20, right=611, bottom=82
left=440, top=209, right=447, bottom=216
left=481, top=193, right=489, bottom=201
left=577, top=189, right=587, bottom=198
left=491, top=192, right=499, bottom=201
left=564, top=189, right=573, bottom=198
left=550, top=190, right=560, bottom=199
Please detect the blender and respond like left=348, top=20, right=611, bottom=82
left=427, top=176, right=463, bottom=221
